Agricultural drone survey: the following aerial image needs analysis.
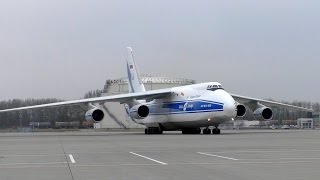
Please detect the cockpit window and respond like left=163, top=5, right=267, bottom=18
left=207, top=84, right=224, bottom=91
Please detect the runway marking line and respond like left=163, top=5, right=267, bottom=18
left=197, top=152, right=239, bottom=161
left=129, top=152, right=167, bottom=165
left=0, top=162, right=68, bottom=166
left=206, top=149, right=320, bottom=154
left=242, top=157, right=320, bottom=161
left=69, top=154, right=76, bottom=164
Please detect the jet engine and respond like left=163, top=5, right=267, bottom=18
left=129, top=104, right=149, bottom=119
left=253, top=107, right=273, bottom=120
left=85, top=108, right=104, bottom=122
left=236, top=104, right=246, bottom=117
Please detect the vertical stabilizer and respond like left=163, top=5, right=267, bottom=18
left=126, top=47, right=146, bottom=93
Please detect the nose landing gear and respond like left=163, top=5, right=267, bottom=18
left=181, top=127, right=221, bottom=135
left=202, top=127, right=221, bottom=134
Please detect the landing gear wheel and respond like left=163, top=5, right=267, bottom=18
left=202, top=128, right=211, bottom=134
left=212, top=128, right=221, bottom=134
left=181, top=129, right=188, bottom=134
left=145, top=127, right=162, bottom=134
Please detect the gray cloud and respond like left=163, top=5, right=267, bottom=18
left=0, top=0, right=319, bottom=102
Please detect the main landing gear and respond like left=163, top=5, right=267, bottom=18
left=202, top=128, right=211, bottom=134
left=145, top=127, right=163, bottom=134
left=144, top=127, right=221, bottom=135
left=211, top=127, right=221, bottom=134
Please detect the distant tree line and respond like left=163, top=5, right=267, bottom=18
left=0, top=88, right=317, bottom=129
left=0, top=89, right=102, bottom=129
left=83, top=89, right=103, bottom=99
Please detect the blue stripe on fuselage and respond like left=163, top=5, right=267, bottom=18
left=147, top=100, right=224, bottom=115
left=161, top=99, right=224, bottom=105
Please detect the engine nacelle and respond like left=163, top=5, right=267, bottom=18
left=253, top=107, right=273, bottom=120
left=85, top=108, right=104, bottom=122
left=236, top=104, right=246, bottom=117
left=129, top=104, right=149, bottom=119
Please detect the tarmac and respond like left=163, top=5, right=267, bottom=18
left=0, top=129, right=320, bottom=180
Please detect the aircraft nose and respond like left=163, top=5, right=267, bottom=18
left=220, top=90, right=237, bottom=119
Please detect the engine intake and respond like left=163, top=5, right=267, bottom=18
left=253, top=107, right=273, bottom=120
left=236, top=104, right=246, bottom=117
left=85, top=108, right=104, bottom=122
left=129, top=104, right=149, bottom=119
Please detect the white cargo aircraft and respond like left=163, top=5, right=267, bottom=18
left=0, top=47, right=312, bottom=134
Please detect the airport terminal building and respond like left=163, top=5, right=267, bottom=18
left=95, top=76, right=195, bottom=129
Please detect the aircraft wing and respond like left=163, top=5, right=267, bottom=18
left=0, top=89, right=172, bottom=113
left=231, top=94, right=313, bottom=112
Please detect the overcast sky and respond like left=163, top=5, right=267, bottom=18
left=0, top=0, right=319, bottom=102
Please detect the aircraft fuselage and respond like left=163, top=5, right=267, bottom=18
left=133, top=82, right=237, bottom=130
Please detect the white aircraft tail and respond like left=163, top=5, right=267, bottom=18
left=126, top=47, right=145, bottom=93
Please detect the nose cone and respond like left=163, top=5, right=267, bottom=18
left=224, top=95, right=237, bottom=119
left=213, top=90, right=237, bottom=119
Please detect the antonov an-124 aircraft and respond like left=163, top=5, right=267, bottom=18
left=0, top=47, right=312, bottom=134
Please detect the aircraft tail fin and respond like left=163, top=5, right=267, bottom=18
left=126, top=47, right=145, bottom=93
